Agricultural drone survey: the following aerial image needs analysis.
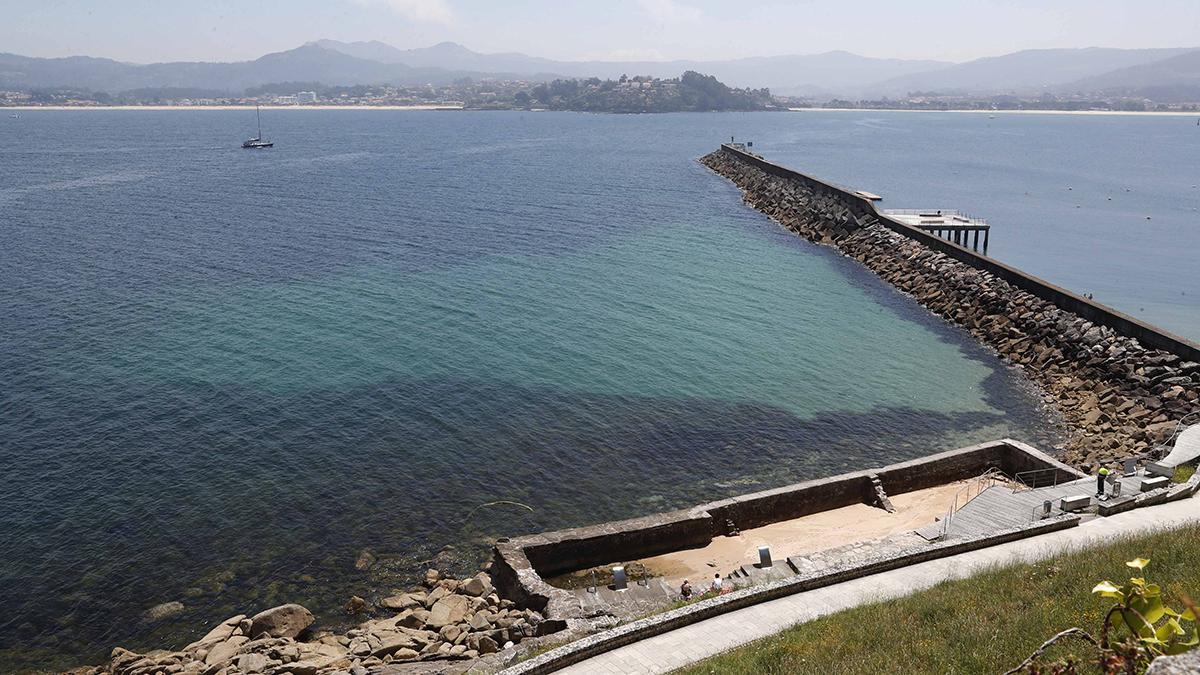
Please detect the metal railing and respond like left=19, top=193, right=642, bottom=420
left=881, top=208, right=990, bottom=225
left=1013, top=468, right=1063, bottom=492
left=934, top=467, right=1005, bottom=540
left=1152, top=411, right=1200, bottom=461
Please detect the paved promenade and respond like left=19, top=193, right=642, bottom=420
left=556, top=496, right=1200, bottom=675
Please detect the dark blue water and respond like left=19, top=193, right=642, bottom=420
left=2, top=109, right=1169, bottom=671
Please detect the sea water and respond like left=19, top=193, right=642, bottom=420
left=1, top=109, right=1189, bottom=670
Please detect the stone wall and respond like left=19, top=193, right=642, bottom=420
left=499, top=515, right=1083, bottom=675
left=491, top=440, right=1082, bottom=621
left=522, top=510, right=714, bottom=578
left=702, top=146, right=1200, bottom=468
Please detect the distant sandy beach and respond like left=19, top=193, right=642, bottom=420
left=793, top=107, right=1200, bottom=117
left=6, top=105, right=1195, bottom=116
left=3, top=104, right=465, bottom=111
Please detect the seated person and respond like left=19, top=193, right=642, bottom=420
left=680, top=579, right=693, bottom=600
left=711, top=573, right=723, bottom=593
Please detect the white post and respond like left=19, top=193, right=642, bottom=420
left=612, top=566, right=627, bottom=591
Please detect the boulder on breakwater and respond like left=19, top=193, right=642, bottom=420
left=700, top=147, right=1200, bottom=468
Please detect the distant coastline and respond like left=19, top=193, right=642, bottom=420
left=5, top=105, right=1199, bottom=116
left=3, top=104, right=465, bottom=111
left=793, top=107, right=1200, bottom=117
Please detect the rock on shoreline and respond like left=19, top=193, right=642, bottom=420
left=72, top=570, right=550, bottom=675
left=700, top=148, right=1199, bottom=468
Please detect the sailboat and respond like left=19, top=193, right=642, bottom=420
left=242, top=105, right=273, bottom=148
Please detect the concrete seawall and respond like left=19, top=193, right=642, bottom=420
left=492, top=440, right=1081, bottom=621
left=702, top=145, right=1200, bottom=468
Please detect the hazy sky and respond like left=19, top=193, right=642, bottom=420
left=5, top=0, right=1199, bottom=64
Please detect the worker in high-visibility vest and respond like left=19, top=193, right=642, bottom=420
left=1097, top=466, right=1111, bottom=498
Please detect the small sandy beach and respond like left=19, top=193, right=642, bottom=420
left=638, top=480, right=975, bottom=583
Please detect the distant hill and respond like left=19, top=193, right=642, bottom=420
left=6, top=41, right=1200, bottom=101
left=871, top=47, right=1197, bottom=95
left=0, top=53, right=139, bottom=91
left=313, top=40, right=568, bottom=78
left=0, top=44, right=493, bottom=94
left=1062, top=50, right=1200, bottom=100
left=314, top=40, right=950, bottom=93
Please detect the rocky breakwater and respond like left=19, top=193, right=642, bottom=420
left=701, top=147, right=1200, bottom=467
left=71, top=570, right=554, bottom=675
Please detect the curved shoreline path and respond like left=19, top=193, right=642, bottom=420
left=545, top=494, right=1200, bottom=675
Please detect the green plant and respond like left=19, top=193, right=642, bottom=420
left=1009, top=558, right=1198, bottom=674
left=1094, top=558, right=1197, bottom=659
left=1173, top=465, right=1196, bottom=484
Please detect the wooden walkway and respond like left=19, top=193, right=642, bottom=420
left=916, top=474, right=1144, bottom=541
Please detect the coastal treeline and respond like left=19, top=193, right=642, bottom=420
left=508, top=71, right=774, bottom=113
left=7, top=72, right=775, bottom=112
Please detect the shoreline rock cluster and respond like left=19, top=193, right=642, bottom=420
left=700, top=148, right=1199, bottom=467
left=74, top=570, right=553, bottom=675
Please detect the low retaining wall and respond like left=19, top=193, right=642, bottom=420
left=522, top=510, right=713, bottom=578
left=703, top=146, right=1200, bottom=467
left=491, top=439, right=1082, bottom=621
left=702, top=439, right=1072, bottom=532
left=500, top=514, right=1081, bottom=675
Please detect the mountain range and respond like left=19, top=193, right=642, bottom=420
left=312, top=39, right=948, bottom=95
left=0, top=45, right=509, bottom=93
left=3, top=40, right=1199, bottom=100
left=1063, top=50, right=1200, bottom=101
left=871, top=47, right=1195, bottom=95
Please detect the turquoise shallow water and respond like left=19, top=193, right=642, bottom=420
left=0, top=110, right=1102, bottom=670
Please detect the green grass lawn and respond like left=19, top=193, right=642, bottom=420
left=676, top=523, right=1200, bottom=674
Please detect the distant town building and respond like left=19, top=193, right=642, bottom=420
left=274, top=95, right=298, bottom=105
left=297, top=91, right=318, bottom=104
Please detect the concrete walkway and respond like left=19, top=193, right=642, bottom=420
left=556, top=495, right=1200, bottom=675
left=1162, top=423, right=1200, bottom=468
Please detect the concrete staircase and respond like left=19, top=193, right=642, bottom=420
left=570, top=577, right=682, bottom=617
left=727, top=560, right=799, bottom=588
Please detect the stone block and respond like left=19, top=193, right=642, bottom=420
left=1059, top=495, right=1091, bottom=511
left=1141, top=476, right=1170, bottom=492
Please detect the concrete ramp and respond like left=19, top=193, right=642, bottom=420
left=1160, top=423, right=1200, bottom=468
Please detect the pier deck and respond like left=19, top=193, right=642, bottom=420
left=915, top=473, right=1145, bottom=541
left=883, top=209, right=991, bottom=253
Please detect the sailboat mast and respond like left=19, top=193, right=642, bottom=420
left=256, top=105, right=262, bottom=139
